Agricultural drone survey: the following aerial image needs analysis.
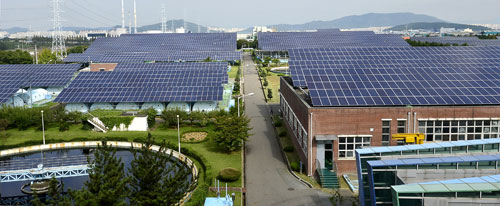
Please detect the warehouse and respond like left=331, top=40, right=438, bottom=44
left=279, top=46, right=500, bottom=188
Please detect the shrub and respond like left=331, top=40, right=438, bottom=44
left=279, top=130, right=287, bottom=137
left=284, top=145, right=294, bottom=153
left=274, top=120, right=282, bottom=127
left=267, top=88, right=273, bottom=99
left=290, top=161, right=300, bottom=172
left=59, top=122, right=70, bottom=131
left=263, top=79, right=268, bottom=87
left=200, top=118, right=208, bottom=127
left=184, top=183, right=208, bottom=206
left=217, top=168, right=241, bottom=182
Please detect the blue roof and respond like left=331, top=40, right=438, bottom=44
left=356, top=138, right=500, bottom=155
left=368, top=154, right=500, bottom=167
left=204, top=197, right=233, bottom=206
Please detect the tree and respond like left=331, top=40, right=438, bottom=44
left=38, top=49, right=59, bottom=64
left=0, top=50, right=33, bottom=64
left=203, top=57, right=212, bottom=62
left=0, top=119, right=9, bottom=141
left=67, top=45, right=88, bottom=54
left=71, top=142, right=129, bottom=206
left=161, top=109, right=188, bottom=127
left=189, top=111, right=205, bottom=125
left=46, top=177, right=71, bottom=206
left=213, top=115, right=251, bottom=152
left=129, top=134, right=192, bottom=206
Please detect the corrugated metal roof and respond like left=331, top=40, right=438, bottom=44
left=368, top=154, right=500, bottom=167
left=356, top=138, right=500, bottom=155
left=393, top=174, right=500, bottom=193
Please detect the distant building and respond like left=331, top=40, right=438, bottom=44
left=252, top=26, right=275, bottom=38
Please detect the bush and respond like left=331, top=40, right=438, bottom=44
left=274, top=120, right=282, bottom=127
left=267, top=88, right=273, bottom=99
left=184, top=183, right=208, bottom=206
left=200, top=118, right=208, bottom=127
left=284, top=145, right=294, bottom=153
left=217, top=168, right=241, bottom=182
left=290, top=161, right=300, bottom=172
left=263, top=79, right=268, bottom=87
left=279, top=130, right=287, bottom=137
left=59, top=122, right=70, bottom=131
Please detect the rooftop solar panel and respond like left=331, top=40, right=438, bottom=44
left=288, top=47, right=500, bottom=107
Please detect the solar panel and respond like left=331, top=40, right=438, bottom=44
left=288, top=47, right=500, bottom=107
left=411, top=37, right=500, bottom=47
left=54, top=62, right=226, bottom=103
left=258, top=31, right=409, bottom=51
left=63, top=51, right=241, bottom=63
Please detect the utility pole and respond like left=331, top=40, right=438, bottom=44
left=51, top=0, right=66, bottom=59
left=121, top=0, right=125, bottom=29
left=134, top=0, right=137, bottom=34
left=128, top=11, right=132, bottom=34
left=35, top=45, right=38, bottom=64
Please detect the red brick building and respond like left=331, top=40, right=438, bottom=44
left=280, top=77, right=500, bottom=175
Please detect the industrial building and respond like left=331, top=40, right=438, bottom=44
left=279, top=45, right=500, bottom=193
left=356, top=139, right=500, bottom=206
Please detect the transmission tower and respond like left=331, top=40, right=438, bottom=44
left=161, top=4, right=166, bottom=33
left=51, top=0, right=66, bottom=59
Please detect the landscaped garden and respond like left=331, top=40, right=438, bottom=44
left=0, top=105, right=249, bottom=206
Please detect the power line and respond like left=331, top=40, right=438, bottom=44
left=65, top=1, right=120, bottom=26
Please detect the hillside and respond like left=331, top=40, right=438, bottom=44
left=241, top=12, right=444, bottom=33
left=386, top=22, right=491, bottom=31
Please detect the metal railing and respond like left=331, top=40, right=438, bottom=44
left=316, top=159, right=323, bottom=177
left=0, top=155, right=91, bottom=172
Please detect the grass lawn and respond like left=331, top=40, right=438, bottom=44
left=228, top=66, right=240, bottom=79
left=1, top=122, right=243, bottom=188
left=263, top=72, right=281, bottom=103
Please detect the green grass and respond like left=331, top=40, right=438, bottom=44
left=228, top=66, right=240, bottom=79
left=263, top=73, right=281, bottom=103
left=1, top=122, right=242, bottom=188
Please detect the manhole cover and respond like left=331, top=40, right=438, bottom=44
left=288, top=187, right=295, bottom=191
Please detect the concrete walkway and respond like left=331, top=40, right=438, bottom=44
left=243, top=53, right=331, bottom=206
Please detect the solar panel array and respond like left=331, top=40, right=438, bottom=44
left=0, top=64, right=80, bottom=103
left=63, top=33, right=240, bottom=63
left=114, top=62, right=228, bottom=84
left=258, top=31, right=409, bottom=51
left=411, top=37, right=500, bottom=47
left=288, top=46, right=500, bottom=107
left=55, top=62, right=226, bottom=103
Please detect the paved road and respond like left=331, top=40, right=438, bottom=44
left=243, top=53, right=331, bottom=206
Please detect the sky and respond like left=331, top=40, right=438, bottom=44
left=0, top=0, right=499, bottom=30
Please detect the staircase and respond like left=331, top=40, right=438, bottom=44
left=319, top=168, right=339, bottom=189
left=87, top=115, right=108, bottom=133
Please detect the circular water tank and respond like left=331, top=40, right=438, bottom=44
left=90, top=103, right=114, bottom=111
left=65, top=103, right=89, bottom=113
left=141, top=102, right=165, bottom=114
left=192, top=101, right=217, bottom=112
left=166, top=102, right=190, bottom=112
left=116, top=102, right=140, bottom=110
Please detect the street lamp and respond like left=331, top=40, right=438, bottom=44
left=177, top=114, right=181, bottom=154
left=41, top=110, right=45, bottom=145
left=238, top=93, right=254, bottom=117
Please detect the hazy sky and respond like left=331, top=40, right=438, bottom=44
left=0, top=0, right=499, bottom=30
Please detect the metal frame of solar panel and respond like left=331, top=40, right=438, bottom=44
left=0, top=64, right=80, bottom=103
left=288, top=47, right=500, bottom=107
left=411, top=37, right=500, bottom=47
left=55, top=62, right=226, bottom=103
left=257, top=31, right=409, bottom=51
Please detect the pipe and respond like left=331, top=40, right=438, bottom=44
left=407, top=112, right=411, bottom=133
left=413, top=112, right=417, bottom=133
left=309, top=112, right=313, bottom=176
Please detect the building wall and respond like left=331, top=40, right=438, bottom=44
left=90, top=63, right=118, bottom=72
left=280, top=77, right=500, bottom=175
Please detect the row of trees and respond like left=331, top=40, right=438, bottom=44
left=405, top=39, right=468, bottom=47
left=31, top=136, right=193, bottom=206
left=237, top=39, right=258, bottom=49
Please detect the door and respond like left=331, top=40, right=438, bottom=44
left=325, top=143, right=333, bottom=170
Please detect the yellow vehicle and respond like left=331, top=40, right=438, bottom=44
left=391, top=133, right=425, bottom=145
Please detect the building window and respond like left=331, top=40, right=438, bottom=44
left=397, top=120, right=406, bottom=133
left=382, top=120, right=391, bottom=146
left=338, top=136, right=371, bottom=159
left=418, top=120, right=500, bottom=142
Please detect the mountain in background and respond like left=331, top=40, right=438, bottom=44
left=134, top=19, right=209, bottom=33
left=240, top=12, right=445, bottom=33
left=385, top=22, right=491, bottom=31
left=2, top=27, right=29, bottom=34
